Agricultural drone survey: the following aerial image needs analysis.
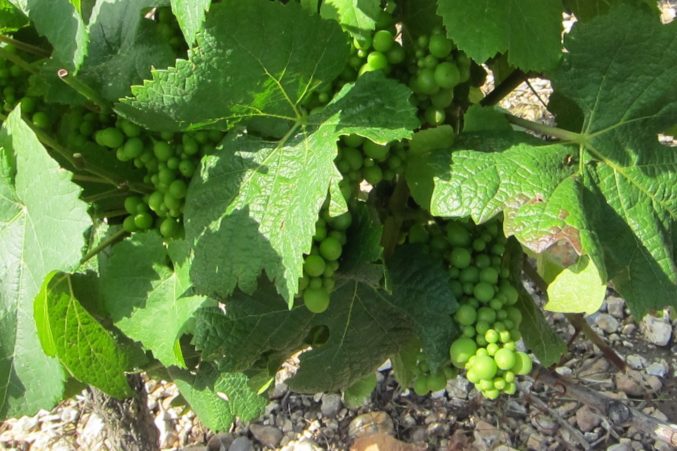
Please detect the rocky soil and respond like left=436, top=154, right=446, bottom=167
left=2, top=5, right=676, bottom=451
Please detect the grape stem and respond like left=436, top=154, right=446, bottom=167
left=91, top=209, right=128, bottom=219
left=82, top=188, right=130, bottom=203
left=0, top=46, right=38, bottom=74
left=505, top=114, right=583, bottom=143
left=0, top=35, right=51, bottom=57
left=534, top=365, right=677, bottom=447
left=80, top=228, right=128, bottom=265
left=57, top=69, right=111, bottom=113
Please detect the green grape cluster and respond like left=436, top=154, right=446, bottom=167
left=301, top=5, right=404, bottom=112
left=335, top=134, right=408, bottom=196
left=440, top=219, right=532, bottom=399
left=410, top=354, right=458, bottom=396
left=0, top=47, right=53, bottom=130
left=112, top=126, right=223, bottom=238
left=405, top=28, right=485, bottom=126
left=298, top=208, right=352, bottom=313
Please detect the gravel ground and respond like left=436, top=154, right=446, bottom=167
left=2, top=5, right=676, bottom=451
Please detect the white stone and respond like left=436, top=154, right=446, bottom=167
left=646, top=360, right=669, bottom=378
left=641, top=315, right=672, bottom=346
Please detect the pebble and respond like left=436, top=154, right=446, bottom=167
left=207, top=433, right=233, bottom=451
left=626, top=354, right=646, bottom=369
left=348, top=411, right=394, bottom=439
left=320, top=393, right=342, bottom=418
left=280, top=439, right=323, bottom=451
left=606, top=443, right=633, bottom=451
left=614, top=370, right=645, bottom=396
left=641, top=315, right=672, bottom=346
left=473, top=420, right=509, bottom=451
left=228, top=436, right=254, bottom=451
left=446, top=376, right=471, bottom=399
left=532, top=414, right=558, bottom=435
left=596, top=314, right=620, bottom=334
left=606, top=296, right=626, bottom=318
left=249, top=424, right=283, bottom=448
left=555, top=366, right=573, bottom=376
left=59, top=408, right=79, bottom=423
left=646, top=360, right=669, bottom=378
left=622, top=324, right=637, bottom=335
left=575, top=405, right=601, bottom=432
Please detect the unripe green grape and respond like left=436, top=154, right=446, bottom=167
left=182, top=134, right=199, bottom=156
left=313, top=224, right=327, bottom=241
left=424, top=107, right=445, bottom=126
left=503, top=341, right=516, bottom=351
left=454, top=304, right=477, bottom=326
left=95, top=127, right=124, bottom=148
left=511, top=351, right=532, bottom=375
left=363, top=141, right=389, bottom=161
left=163, top=193, right=182, bottom=211
left=123, top=137, right=144, bottom=159
left=153, top=141, right=174, bottom=161
left=462, top=325, right=475, bottom=338
left=466, top=368, right=480, bottom=384
left=427, top=372, right=447, bottom=392
left=483, top=389, right=500, bottom=400
left=499, top=330, right=512, bottom=344
left=422, top=54, right=438, bottom=69
left=123, top=215, right=137, bottom=233
left=484, top=329, right=499, bottom=344
left=486, top=342, right=499, bottom=356
left=304, top=254, right=326, bottom=277
left=478, top=379, right=493, bottom=391
left=474, top=282, right=495, bottom=303
left=329, top=211, right=352, bottom=231
left=124, top=196, right=143, bottom=214
left=470, top=354, right=497, bottom=380
left=303, top=287, right=330, bottom=313
left=167, top=157, right=180, bottom=170
left=413, top=376, right=429, bottom=396
left=475, top=254, right=491, bottom=268
left=309, top=277, right=323, bottom=289
left=353, top=34, right=372, bottom=51
left=119, top=119, right=141, bottom=137
left=160, top=217, right=181, bottom=238
left=323, top=277, right=335, bottom=291
left=20, top=97, right=36, bottom=114
left=168, top=179, right=188, bottom=199
left=431, top=88, right=454, bottom=109
left=494, top=348, right=516, bottom=370
left=489, top=298, right=504, bottom=311
left=319, top=236, right=342, bottom=261
left=134, top=212, right=154, bottom=230
left=412, top=68, right=438, bottom=95
left=446, top=223, right=471, bottom=246
left=475, top=335, right=487, bottom=346
left=503, top=382, right=517, bottom=395
left=506, top=307, right=522, bottom=326
left=363, top=165, right=383, bottom=185
left=450, top=248, right=472, bottom=269
left=387, top=45, right=406, bottom=64
left=479, top=267, right=499, bottom=284
left=342, top=147, right=363, bottom=170
left=372, top=29, right=394, bottom=52
left=428, top=34, right=453, bottom=58
left=477, top=306, right=496, bottom=324
left=449, top=337, right=477, bottom=367
left=148, top=191, right=164, bottom=212
left=433, top=62, right=461, bottom=89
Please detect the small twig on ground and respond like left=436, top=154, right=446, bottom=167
left=525, top=393, right=592, bottom=450
left=535, top=366, right=677, bottom=447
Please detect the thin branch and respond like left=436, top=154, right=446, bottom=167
left=480, top=69, right=528, bottom=107
left=0, top=35, right=50, bottom=57
left=80, top=228, right=127, bottom=265
left=0, top=46, right=38, bottom=74
left=57, top=69, right=110, bottom=113
left=505, top=114, right=583, bottom=143
left=526, top=392, right=592, bottom=450
left=535, top=366, right=677, bottom=447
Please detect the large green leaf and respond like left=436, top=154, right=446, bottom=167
left=563, top=0, right=659, bottom=21
left=170, top=0, right=210, bottom=45
left=436, top=0, right=563, bottom=71
left=416, top=5, right=677, bottom=316
left=386, top=246, right=457, bottom=371
left=9, top=0, right=88, bottom=71
left=117, top=0, right=350, bottom=132
left=82, top=0, right=176, bottom=101
left=320, top=0, right=381, bottom=32
left=0, top=108, right=91, bottom=418
left=34, top=272, right=131, bottom=398
left=172, top=365, right=266, bottom=432
left=190, top=280, right=314, bottom=372
left=100, top=233, right=210, bottom=368
left=185, top=74, right=417, bottom=304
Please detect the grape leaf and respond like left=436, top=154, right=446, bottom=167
left=0, top=0, right=27, bottom=32
left=420, top=5, right=677, bottom=316
left=436, top=0, right=563, bottom=71
left=0, top=108, right=90, bottom=418
left=399, top=0, right=442, bottom=38
left=100, top=233, right=210, bottom=368
left=386, top=246, right=458, bottom=372
left=9, top=0, right=88, bottom=71
left=117, top=0, right=350, bottom=133
left=190, top=280, right=314, bottom=372
left=172, top=365, right=266, bottom=432
left=288, top=275, right=413, bottom=393
left=320, top=0, right=381, bottom=32
left=185, top=74, right=417, bottom=304
left=545, top=256, right=606, bottom=315
left=170, top=0, right=210, bottom=45
left=33, top=272, right=131, bottom=398
left=80, top=0, right=176, bottom=102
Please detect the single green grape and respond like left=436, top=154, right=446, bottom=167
left=303, top=287, right=330, bottom=313
left=428, top=34, right=453, bottom=58
left=470, top=354, right=498, bottom=380
left=372, top=29, right=394, bottom=53
left=95, top=127, right=124, bottom=148
left=304, top=254, right=326, bottom=277
left=449, top=337, right=477, bottom=367
left=319, top=236, right=342, bottom=261
left=454, top=304, right=477, bottom=326
left=450, top=248, right=472, bottom=269
left=494, top=348, right=516, bottom=370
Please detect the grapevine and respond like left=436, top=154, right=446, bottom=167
left=0, top=0, right=675, bottom=446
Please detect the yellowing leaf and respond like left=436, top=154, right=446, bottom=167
left=546, top=256, right=606, bottom=315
